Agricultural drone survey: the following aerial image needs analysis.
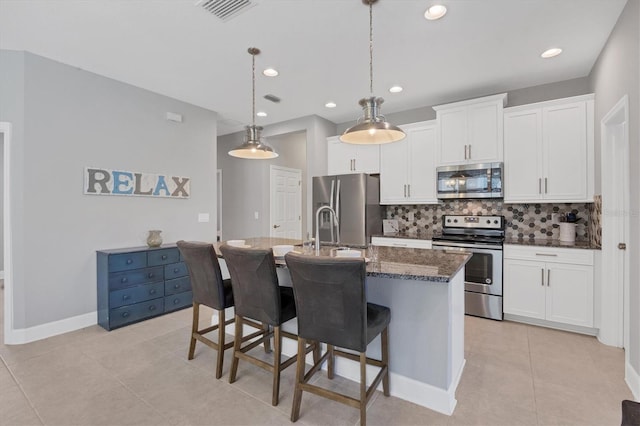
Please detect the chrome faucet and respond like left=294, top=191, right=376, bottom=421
left=315, top=205, right=340, bottom=256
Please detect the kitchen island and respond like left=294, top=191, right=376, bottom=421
left=215, top=237, right=470, bottom=415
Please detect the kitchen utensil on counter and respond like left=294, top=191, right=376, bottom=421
left=559, top=222, right=576, bottom=242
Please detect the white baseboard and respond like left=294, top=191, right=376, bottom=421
left=626, top=361, right=640, bottom=401
left=4, top=311, right=97, bottom=345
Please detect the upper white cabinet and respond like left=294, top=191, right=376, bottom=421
left=380, top=121, right=437, bottom=204
left=327, top=136, right=380, bottom=175
left=504, top=94, right=594, bottom=203
left=434, top=93, right=507, bottom=165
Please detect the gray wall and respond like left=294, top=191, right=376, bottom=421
left=0, top=50, right=218, bottom=329
left=218, top=116, right=335, bottom=240
left=0, top=133, right=4, bottom=273
left=588, top=0, right=640, bottom=375
left=336, top=77, right=591, bottom=134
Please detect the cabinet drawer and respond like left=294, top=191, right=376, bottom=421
left=504, top=245, right=593, bottom=265
left=164, top=291, right=193, bottom=313
left=164, top=262, right=188, bottom=280
left=108, top=252, right=147, bottom=272
left=148, top=248, right=180, bottom=266
left=109, top=298, right=164, bottom=329
left=109, top=282, right=164, bottom=309
left=109, top=266, right=164, bottom=291
left=371, top=237, right=432, bottom=249
left=165, top=276, right=191, bottom=295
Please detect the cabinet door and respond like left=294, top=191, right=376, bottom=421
left=354, top=144, right=380, bottom=174
left=407, top=123, right=437, bottom=203
left=467, top=101, right=503, bottom=163
left=504, top=259, right=546, bottom=320
left=542, top=102, right=588, bottom=201
left=380, top=138, right=408, bottom=204
left=504, top=109, right=543, bottom=202
left=327, top=136, right=357, bottom=175
left=545, top=263, right=594, bottom=327
left=437, top=107, right=467, bottom=165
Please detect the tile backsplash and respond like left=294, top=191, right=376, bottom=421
left=385, top=199, right=600, bottom=244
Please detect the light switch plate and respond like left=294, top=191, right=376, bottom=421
left=198, top=213, right=210, bottom=223
left=383, top=219, right=399, bottom=234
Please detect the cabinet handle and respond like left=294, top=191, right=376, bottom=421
left=541, top=268, right=544, bottom=286
left=468, top=144, right=471, bottom=159
left=464, top=145, right=468, bottom=160
left=547, top=269, right=551, bottom=287
left=392, top=243, right=408, bottom=247
left=161, top=255, right=167, bottom=260
left=404, top=184, right=407, bottom=197
left=545, top=177, right=548, bottom=194
left=126, top=259, right=133, bottom=265
left=353, top=159, right=356, bottom=171
left=408, top=184, right=411, bottom=197
left=538, top=178, right=542, bottom=194
left=535, top=253, right=557, bottom=257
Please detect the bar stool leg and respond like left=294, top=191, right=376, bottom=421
left=312, top=340, right=321, bottom=364
left=229, top=315, right=242, bottom=383
left=215, top=308, right=225, bottom=379
left=272, top=325, right=282, bottom=406
left=327, top=345, right=335, bottom=379
left=188, top=303, right=199, bottom=360
left=291, top=337, right=306, bottom=422
left=359, top=352, right=367, bottom=426
left=381, top=326, right=390, bottom=396
left=263, top=322, right=272, bottom=353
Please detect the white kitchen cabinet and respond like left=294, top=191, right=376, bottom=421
left=433, top=93, right=507, bottom=165
left=371, top=236, right=432, bottom=249
left=327, top=136, right=380, bottom=175
left=504, top=95, right=594, bottom=203
left=503, top=245, right=594, bottom=329
left=380, top=121, right=437, bottom=204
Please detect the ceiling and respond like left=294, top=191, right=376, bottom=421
left=0, top=0, right=628, bottom=136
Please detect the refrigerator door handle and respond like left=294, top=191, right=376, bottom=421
left=335, top=179, right=341, bottom=243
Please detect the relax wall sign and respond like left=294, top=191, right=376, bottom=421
left=84, top=167, right=190, bottom=199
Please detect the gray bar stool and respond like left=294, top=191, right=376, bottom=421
left=176, top=241, right=235, bottom=379
left=219, top=244, right=316, bottom=406
left=284, top=252, right=390, bottom=426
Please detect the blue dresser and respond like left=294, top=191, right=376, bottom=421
left=97, top=244, right=192, bottom=330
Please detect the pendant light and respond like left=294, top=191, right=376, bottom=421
left=228, top=47, right=278, bottom=159
left=340, top=0, right=405, bottom=145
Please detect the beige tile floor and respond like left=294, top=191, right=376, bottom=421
left=0, top=284, right=633, bottom=426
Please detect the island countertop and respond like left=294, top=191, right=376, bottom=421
left=216, top=237, right=470, bottom=283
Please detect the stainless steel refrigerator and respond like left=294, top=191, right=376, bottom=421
left=312, top=173, right=382, bottom=247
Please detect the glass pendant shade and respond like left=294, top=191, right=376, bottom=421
left=228, top=125, right=278, bottom=159
left=340, top=97, right=406, bottom=144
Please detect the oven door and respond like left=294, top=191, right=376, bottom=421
left=432, top=241, right=503, bottom=296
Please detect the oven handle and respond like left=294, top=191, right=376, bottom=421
left=432, top=241, right=503, bottom=251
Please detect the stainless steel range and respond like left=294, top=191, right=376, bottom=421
left=432, top=215, right=505, bottom=321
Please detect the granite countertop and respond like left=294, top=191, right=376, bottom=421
left=504, top=238, right=600, bottom=250
left=373, top=232, right=435, bottom=241
left=217, top=237, right=470, bottom=283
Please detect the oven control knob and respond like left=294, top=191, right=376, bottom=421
left=447, top=219, right=451, bottom=223
left=453, top=219, right=458, bottom=223
left=494, top=220, right=499, bottom=224
left=486, top=220, right=491, bottom=224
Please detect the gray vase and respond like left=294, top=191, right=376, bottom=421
left=147, top=230, right=163, bottom=247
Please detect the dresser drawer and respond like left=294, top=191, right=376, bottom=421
left=164, top=262, right=188, bottom=280
left=109, top=298, right=164, bottom=329
left=164, top=291, right=193, bottom=313
left=109, top=266, right=164, bottom=291
left=148, top=248, right=180, bottom=266
left=109, top=281, right=164, bottom=309
left=108, top=252, right=147, bottom=272
left=165, top=276, right=191, bottom=295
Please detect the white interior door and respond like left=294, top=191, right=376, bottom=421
left=600, top=95, right=629, bottom=349
left=270, top=166, right=302, bottom=239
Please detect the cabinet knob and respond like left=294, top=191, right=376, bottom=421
left=149, top=305, right=156, bottom=311
left=148, top=273, right=154, bottom=278
left=173, top=298, right=180, bottom=305
left=122, top=295, right=130, bottom=300
left=618, top=243, right=627, bottom=250
left=122, top=312, right=130, bottom=318
left=126, top=259, right=133, bottom=264
left=174, top=284, right=180, bottom=289
left=173, top=268, right=179, bottom=273
left=162, top=255, right=167, bottom=260
left=149, top=289, right=156, bottom=295
left=121, top=278, right=128, bottom=283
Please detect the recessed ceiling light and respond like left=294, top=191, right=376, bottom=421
left=389, top=86, right=403, bottom=93
left=424, top=4, right=447, bottom=20
left=325, top=102, right=337, bottom=108
left=256, top=111, right=267, bottom=117
left=263, top=68, right=279, bottom=77
left=541, top=48, right=563, bottom=58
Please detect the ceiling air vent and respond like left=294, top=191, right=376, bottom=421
left=264, top=94, right=281, bottom=103
left=196, top=0, right=258, bottom=22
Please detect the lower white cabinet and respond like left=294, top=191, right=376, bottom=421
left=504, top=245, right=594, bottom=328
left=371, top=237, right=432, bottom=249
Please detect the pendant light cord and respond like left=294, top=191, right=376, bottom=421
left=369, top=0, right=373, bottom=95
left=252, top=50, right=256, bottom=127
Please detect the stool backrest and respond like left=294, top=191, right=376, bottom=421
left=285, top=252, right=367, bottom=352
left=219, top=244, right=282, bottom=325
left=177, top=240, right=227, bottom=310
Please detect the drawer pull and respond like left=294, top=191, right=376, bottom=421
left=541, top=268, right=544, bottom=286
left=149, top=289, right=156, bottom=295
left=126, top=259, right=133, bottom=264
left=174, top=284, right=181, bottom=289
left=162, top=255, right=167, bottom=260
left=173, top=268, right=179, bottom=273
left=148, top=273, right=154, bottom=278
left=173, top=298, right=180, bottom=305
left=122, top=295, right=130, bottom=300
left=122, top=312, right=130, bottom=318
left=121, top=277, right=128, bottom=283
left=547, top=269, right=551, bottom=287
left=149, top=305, right=156, bottom=311
left=535, top=253, right=558, bottom=257
left=392, top=243, right=408, bottom=247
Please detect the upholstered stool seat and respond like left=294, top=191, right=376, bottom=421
left=285, top=252, right=390, bottom=426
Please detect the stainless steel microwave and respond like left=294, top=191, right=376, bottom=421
left=436, top=162, right=503, bottom=199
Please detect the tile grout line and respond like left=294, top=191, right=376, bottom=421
left=526, top=325, right=542, bottom=426
left=1, top=354, right=46, bottom=425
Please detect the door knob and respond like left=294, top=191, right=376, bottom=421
left=273, top=224, right=280, bottom=229
left=618, top=243, right=627, bottom=250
